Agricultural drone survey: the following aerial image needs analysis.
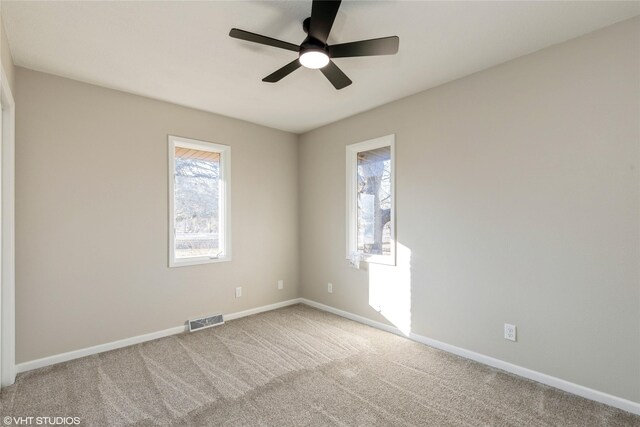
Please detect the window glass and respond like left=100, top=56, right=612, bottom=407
left=357, top=146, right=391, bottom=255
left=174, top=147, right=221, bottom=259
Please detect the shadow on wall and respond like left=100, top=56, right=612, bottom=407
left=368, top=243, right=412, bottom=335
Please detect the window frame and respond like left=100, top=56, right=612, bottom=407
left=346, top=134, right=396, bottom=266
left=168, top=135, right=231, bottom=267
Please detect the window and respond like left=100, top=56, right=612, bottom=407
left=168, top=135, right=231, bottom=267
left=346, top=135, right=395, bottom=265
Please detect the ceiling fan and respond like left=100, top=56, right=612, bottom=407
left=229, top=0, right=399, bottom=90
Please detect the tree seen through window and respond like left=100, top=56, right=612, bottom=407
left=174, top=148, right=220, bottom=258
left=357, top=146, right=391, bottom=255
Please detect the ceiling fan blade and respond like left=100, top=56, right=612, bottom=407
left=309, top=0, right=341, bottom=44
left=320, top=60, right=352, bottom=90
left=229, top=28, right=299, bottom=52
left=262, top=59, right=302, bottom=83
left=329, top=36, right=399, bottom=58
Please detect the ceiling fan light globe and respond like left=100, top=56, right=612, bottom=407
left=299, top=50, right=330, bottom=69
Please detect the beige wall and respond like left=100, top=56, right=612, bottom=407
left=299, top=17, right=640, bottom=403
left=15, top=68, right=299, bottom=363
left=0, top=10, right=15, bottom=94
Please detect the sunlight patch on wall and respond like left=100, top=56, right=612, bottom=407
left=368, top=243, right=412, bottom=335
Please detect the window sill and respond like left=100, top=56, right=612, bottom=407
left=347, top=253, right=396, bottom=267
left=169, top=256, right=232, bottom=268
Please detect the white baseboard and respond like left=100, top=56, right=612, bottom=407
left=224, top=298, right=302, bottom=321
left=15, top=298, right=302, bottom=374
left=16, top=325, right=188, bottom=374
left=299, top=298, right=640, bottom=416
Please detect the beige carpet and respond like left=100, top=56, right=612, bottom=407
left=1, top=304, right=638, bottom=426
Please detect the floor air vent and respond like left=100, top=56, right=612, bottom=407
left=189, top=314, right=224, bottom=332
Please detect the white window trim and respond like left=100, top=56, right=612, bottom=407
left=1, top=62, right=17, bottom=387
left=346, top=134, right=396, bottom=266
left=168, top=135, right=231, bottom=267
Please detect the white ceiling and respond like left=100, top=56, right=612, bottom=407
left=2, top=1, right=639, bottom=133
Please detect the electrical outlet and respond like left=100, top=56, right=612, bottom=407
left=277, top=280, right=283, bottom=290
left=235, top=287, right=242, bottom=298
left=328, top=283, right=333, bottom=293
left=504, top=323, right=516, bottom=341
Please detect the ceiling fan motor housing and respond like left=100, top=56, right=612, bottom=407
left=299, top=36, right=327, bottom=56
